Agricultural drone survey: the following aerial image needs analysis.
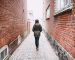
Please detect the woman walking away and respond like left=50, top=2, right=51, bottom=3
left=32, top=19, right=42, bottom=51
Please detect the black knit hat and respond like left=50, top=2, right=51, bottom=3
left=35, top=19, right=39, bottom=23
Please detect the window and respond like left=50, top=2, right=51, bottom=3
left=55, top=0, right=72, bottom=14
left=1, top=51, right=4, bottom=60
left=0, top=45, right=8, bottom=60
left=46, top=5, right=50, bottom=20
left=0, top=49, right=8, bottom=60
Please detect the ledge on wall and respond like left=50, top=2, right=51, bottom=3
left=54, top=5, right=73, bottom=17
left=46, top=18, right=50, bottom=20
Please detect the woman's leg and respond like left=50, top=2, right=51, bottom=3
left=35, top=37, right=39, bottom=49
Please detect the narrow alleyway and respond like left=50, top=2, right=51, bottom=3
left=0, top=0, right=75, bottom=60
left=9, top=32, right=59, bottom=60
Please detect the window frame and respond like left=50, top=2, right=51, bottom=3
left=0, top=45, right=9, bottom=60
left=46, top=4, right=50, bottom=20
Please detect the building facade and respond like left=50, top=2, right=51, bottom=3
left=43, top=0, right=75, bottom=59
left=0, top=0, right=29, bottom=60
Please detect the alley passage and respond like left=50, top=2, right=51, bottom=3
left=9, top=32, right=59, bottom=60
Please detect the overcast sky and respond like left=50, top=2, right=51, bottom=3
left=27, top=0, right=43, bottom=20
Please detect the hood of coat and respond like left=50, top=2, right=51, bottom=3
left=35, top=23, right=40, bottom=25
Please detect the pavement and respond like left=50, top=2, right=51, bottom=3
left=9, top=32, right=59, bottom=60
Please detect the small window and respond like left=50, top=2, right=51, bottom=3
left=1, top=51, right=4, bottom=60
left=1, top=49, right=7, bottom=60
left=46, top=5, right=50, bottom=20
left=0, top=45, right=8, bottom=60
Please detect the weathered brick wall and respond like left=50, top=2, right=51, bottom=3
left=54, top=10, right=75, bottom=57
left=45, top=0, right=55, bottom=37
left=73, top=0, right=75, bottom=15
left=45, top=0, right=75, bottom=58
left=0, top=0, right=27, bottom=48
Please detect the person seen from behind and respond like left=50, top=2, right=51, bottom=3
left=32, top=19, right=42, bottom=51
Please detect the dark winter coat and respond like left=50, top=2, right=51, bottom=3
left=32, top=23, right=42, bottom=37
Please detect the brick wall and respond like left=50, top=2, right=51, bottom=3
left=54, top=10, right=75, bottom=57
left=44, top=0, right=75, bottom=58
left=0, top=0, right=27, bottom=48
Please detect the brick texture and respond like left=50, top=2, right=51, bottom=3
left=0, top=0, right=27, bottom=48
left=44, top=0, right=75, bottom=58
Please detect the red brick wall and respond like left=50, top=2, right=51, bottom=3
left=45, top=0, right=75, bottom=58
left=46, top=0, right=54, bottom=35
left=0, top=0, right=27, bottom=47
left=54, top=10, right=75, bottom=57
